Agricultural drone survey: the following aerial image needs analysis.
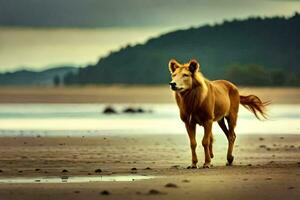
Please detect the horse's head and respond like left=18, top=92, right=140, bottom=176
left=168, top=59, right=200, bottom=92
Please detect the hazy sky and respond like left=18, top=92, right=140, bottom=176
left=0, top=0, right=299, bottom=72
left=1, top=0, right=300, bottom=28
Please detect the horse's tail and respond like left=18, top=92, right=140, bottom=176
left=239, top=95, right=270, bottom=120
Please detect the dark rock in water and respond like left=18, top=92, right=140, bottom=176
left=0, top=169, right=3, bottom=173
left=136, top=108, right=145, bottom=113
left=100, top=190, right=110, bottom=195
left=61, top=176, right=69, bottom=182
left=123, top=107, right=136, bottom=113
left=131, top=167, right=137, bottom=171
left=62, top=169, right=68, bottom=173
left=144, top=167, right=152, bottom=170
left=95, top=168, right=102, bottom=173
left=103, top=106, right=117, bottom=114
left=35, top=168, right=40, bottom=172
left=123, top=107, right=147, bottom=114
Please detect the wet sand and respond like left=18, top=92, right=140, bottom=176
left=0, top=86, right=299, bottom=104
left=0, top=134, right=299, bottom=200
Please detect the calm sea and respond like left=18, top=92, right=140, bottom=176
left=0, top=104, right=299, bottom=136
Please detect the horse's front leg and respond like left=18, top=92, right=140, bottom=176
left=185, top=122, right=198, bottom=168
left=202, top=120, right=213, bottom=168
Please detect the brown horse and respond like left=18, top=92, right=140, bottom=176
left=168, top=59, right=269, bottom=168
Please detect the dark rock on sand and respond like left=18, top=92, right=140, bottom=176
left=148, top=189, right=163, bottom=195
left=100, top=190, right=110, bottom=195
left=165, top=183, right=178, bottom=188
left=95, top=168, right=102, bottom=173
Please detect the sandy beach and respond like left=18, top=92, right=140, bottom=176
left=0, top=134, right=299, bottom=200
left=0, top=86, right=299, bottom=199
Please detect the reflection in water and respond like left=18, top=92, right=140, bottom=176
left=0, top=175, right=155, bottom=184
left=0, top=104, right=299, bottom=135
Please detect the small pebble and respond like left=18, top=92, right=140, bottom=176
left=182, top=179, right=190, bottom=183
left=148, top=189, right=162, bottom=195
left=165, top=183, right=178, bottom=188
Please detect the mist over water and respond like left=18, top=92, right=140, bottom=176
left=0, top=27, right=173, bottom=72
left=0, top=104, right=298, bottom=136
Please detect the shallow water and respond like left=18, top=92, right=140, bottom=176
left=0, top=104, right=299, bottom=136
left=0, top=175, right=154, bottom=184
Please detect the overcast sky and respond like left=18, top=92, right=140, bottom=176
left=0, top=0, right=299, bottom=72
left=1, top=0, right=299, bottom=28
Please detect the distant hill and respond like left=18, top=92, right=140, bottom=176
left=0, top=66, right=77, bottom=86
left=64, top=13, right=300, bottom=86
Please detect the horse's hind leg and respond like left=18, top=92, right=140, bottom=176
left=218, top=118, right=229, bottom=138
left=226, top=113, right=237, bottom=165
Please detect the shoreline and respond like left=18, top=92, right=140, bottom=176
left=0, top=86, right=299, bottom=104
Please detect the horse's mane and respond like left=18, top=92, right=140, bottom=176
left=175, top=71, right=209, bottom=120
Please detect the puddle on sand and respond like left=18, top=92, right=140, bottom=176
left=0, top=175, right=155, bottom=184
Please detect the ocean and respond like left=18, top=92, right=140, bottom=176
left=0, top=104, right=299, bottom=136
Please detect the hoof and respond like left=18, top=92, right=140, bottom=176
left=210, top=154, right=214, bottom=158
left=187, top=164, right=197, bottom=169
left=202, top=163, right=211, bottom=168
left=227, top=155, right=234, bottom=166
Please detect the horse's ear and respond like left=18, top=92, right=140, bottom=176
left=189, top=59, right=200, bottom=73
left=168, top=59, right=180, bottom=73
